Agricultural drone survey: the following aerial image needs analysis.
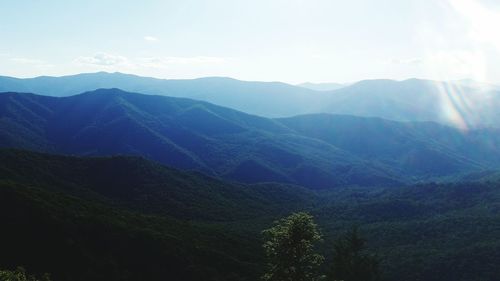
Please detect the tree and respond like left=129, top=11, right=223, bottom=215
left=262, top=212, right=324, bottom=281
left=0, top=267, right=52, bottom=281
left=328, top=227, right=381, bottom=281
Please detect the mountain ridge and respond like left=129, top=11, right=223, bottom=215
left=2, top=72, right=499, bottom=128
left=3, top=89, right=500, bottom=188
left=2, top=148, right=500, bottom=281
left=0, top=89, right=403, bottom=189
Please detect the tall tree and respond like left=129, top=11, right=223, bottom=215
left=262, top=212, right=324, bottom=281
left=328, top=227, right=381, bottom=281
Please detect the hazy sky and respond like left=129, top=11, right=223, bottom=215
left=1, top=0, right=499, bottom=84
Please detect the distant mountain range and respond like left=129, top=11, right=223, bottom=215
left=2, top=74, right=500, bottom=281
left=297, top=82, right=345, bottom=91
left=1, top=72, right=499, bottom=128
left=2, top=89, right=500, bottom=188
left=0, top=72, right=325, bottom=118
left=324, top=79, right=500, bottom=129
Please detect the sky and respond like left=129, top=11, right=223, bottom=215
left=1, top=0, right=500, bottom=84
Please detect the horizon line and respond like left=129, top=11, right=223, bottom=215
left=0, top=71, right=494, bottom=87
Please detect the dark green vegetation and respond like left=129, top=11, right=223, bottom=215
left=262, top=212, right=324, bottom=281
left=1, top=149, right=500, bottom=281
left=328, top=227, right=381, bottom=281
left=316, top=183, right=500, bottom=281
left=0, top=267, right=51, bottom=281
left=0, top=149, right=312, bottom=281
left=1, top=72, right=499, bottom=127
left=0, top=149, right=312, bottom=221
left=261, top=213, right=381, bottom=281
left=2, top=82, right=500, bottom=280
left=3, top=89, right=500, bottom=188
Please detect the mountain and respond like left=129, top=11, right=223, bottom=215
left=1, top=72, right=500, bottom=128
left=0, top=72, right=327, bottom=117
left=0, top=149, right=313, bottom=221
left=452, top=79, right=500, bottom=91
left=0, top=89, right=402, bottom=189
left=1, top=180, right=258, bottom=281
left=2, top=89, right=500, bottom=186
left=278, top=114, right=500, bottom=178
left=322, top=79, right=500, bottom=128
left=2, top=149, right=500, bottom=281
left=314, top=181, right=500, bottom=281
left=0, top=149, right=314, bottom=281
left=297, top=82, right=345, bottom=91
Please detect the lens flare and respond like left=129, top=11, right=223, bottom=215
left=418, top=0, right=500, bottom=131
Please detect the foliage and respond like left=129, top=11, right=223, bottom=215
left=262, top=212, right=324, bottom=281
left=0, top=149, right=314, bottom=222
left=314, top=182, right=500, bottom=281
left=0, top=181, right=261, bottom=281
left=328, top=227, right=381, bottom=281
left=2, top=149, right=500, bottom=280
left=0, top=267, right=51, bottom=281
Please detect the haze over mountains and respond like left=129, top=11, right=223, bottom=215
left=0, top=89, right=400, bottom=189
left=2, top=71, right=500, bottom=281
left=2, top=88, right=500, bottom=189
left=1, top=72, right=499, bottom=128
left=4, top=0, right=500, bottom=279
left=297, top=82, right=346, bottom=91
left=0, top=72, right=325, bottom=118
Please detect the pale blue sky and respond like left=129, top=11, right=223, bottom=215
left=1, top=0, right=499, bottom=83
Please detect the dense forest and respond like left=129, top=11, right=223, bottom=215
left=3, top=0, right=500, bottom=279
left=1, top=149, right=500, bottom=281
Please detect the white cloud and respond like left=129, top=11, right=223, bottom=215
left=139, top=56, right=227, bottom=68
left=74, top=53, right=130, bottom=67
left=72, top=53, right=227, bottom=72
left=144, top=36, right=159, bottom=42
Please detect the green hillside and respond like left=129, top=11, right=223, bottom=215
left=2, top=149, right=500, bottom=281
left=0, top=90, right=401, bottom=188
